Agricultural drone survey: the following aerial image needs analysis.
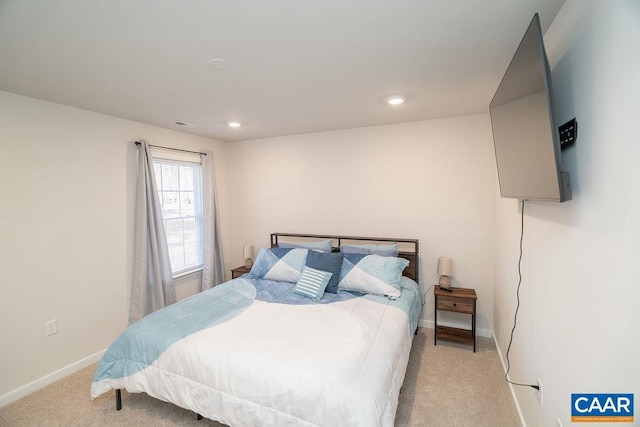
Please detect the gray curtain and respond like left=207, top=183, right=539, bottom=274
left=201, top=152, right=225, bottom=290
left=129, top=140, right=176, bottom=324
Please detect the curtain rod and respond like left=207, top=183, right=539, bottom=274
left=134, top=141, right=208, bottom=156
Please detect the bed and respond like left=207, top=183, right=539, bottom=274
left=91, top=233, right=421, bottom=426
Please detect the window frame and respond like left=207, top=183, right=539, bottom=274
left=152, top=157, right=204, bottom=278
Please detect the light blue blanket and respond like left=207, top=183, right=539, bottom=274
left=93, top=279, right=256, bottom=383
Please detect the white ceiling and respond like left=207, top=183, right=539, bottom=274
left=0, top=0, right=565, bottom=142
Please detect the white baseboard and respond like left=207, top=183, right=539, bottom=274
left=492, top=333, right=527, bottom=427
left=418, top=319, right=493, bottom=338
left=0, top=349, right=105, bottom=408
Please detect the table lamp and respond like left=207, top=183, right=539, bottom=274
left=243, top=245, right=254, bottom=269
left=437, top=257, right=452, bottom=289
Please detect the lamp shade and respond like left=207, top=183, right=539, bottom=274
left=437, top=257, right=452, bottom=276
left=243, top=245, right=253, bottom=260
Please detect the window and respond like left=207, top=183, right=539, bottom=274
left=153, top=159, right=203, bottom=276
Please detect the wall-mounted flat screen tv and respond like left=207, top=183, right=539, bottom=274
left=490, top=13, right=571, bottom=202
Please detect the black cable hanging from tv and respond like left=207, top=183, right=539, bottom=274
left=504, top=199, right=540, bottom=392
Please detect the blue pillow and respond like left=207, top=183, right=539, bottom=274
left=293, top=266, right=332, bottom=301
left=304, top=250, right=343, bottom=294
left=278, top=238, right=333, bottom=253
left=338, top=253, right=409, bottom=299
left=249, top=247, right=309, bottom=283
left=340, top=243, right=399, bottom=257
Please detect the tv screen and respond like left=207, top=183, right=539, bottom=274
left=490, top=14, right=571, bottom=202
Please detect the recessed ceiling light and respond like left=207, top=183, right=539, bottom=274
left=209, top=58, right=229, bottom=69
left=227, top=121, right=242, bottom=128
left=387, top=96, right=405, bottom=106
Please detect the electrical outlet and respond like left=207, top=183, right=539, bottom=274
left=537, top=378, right=543, bottom=407
left=45, top=319, right=57, bottom=336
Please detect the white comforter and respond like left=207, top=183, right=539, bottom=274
left=91, top=276, right=421, bottom=426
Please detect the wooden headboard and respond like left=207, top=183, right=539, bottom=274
left=270, top=233, right=419, bottom=284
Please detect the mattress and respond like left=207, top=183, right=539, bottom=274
left=91, top=275, right=421, bottom=426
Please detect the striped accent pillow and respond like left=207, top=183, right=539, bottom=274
left=293, top=266, right=333, bottom=301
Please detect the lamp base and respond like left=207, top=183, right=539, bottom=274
left=244, top=258, right=253, bottom=269
left=438, top=275, right=451, bottom=289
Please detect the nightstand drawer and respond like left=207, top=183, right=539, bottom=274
left=437, top=295, right=474, bottom=314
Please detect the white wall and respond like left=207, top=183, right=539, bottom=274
left=227, top=114, right=497, bottom=332
left=0, top=91, right=230, bottom=403
left=493, top=1, right=640, bottom=425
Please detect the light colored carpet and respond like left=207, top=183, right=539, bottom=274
left=0, top=328, right=520, bottom=426
left=395, top=328, right=521, bottom=426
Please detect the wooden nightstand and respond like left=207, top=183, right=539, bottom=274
left=434, top=286, right=477, bottom=352
left=231, top=265, right=251, bottom=279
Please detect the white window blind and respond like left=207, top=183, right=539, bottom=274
left=153, top=158, right=203, bottom=276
